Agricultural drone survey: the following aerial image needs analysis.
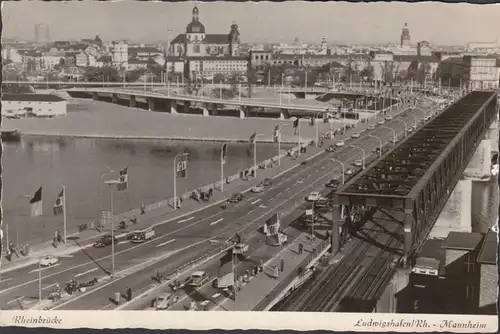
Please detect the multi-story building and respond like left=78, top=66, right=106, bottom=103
left=165, top=55, right=248, bottom=77
left=2, top=47, right=23, bottom=63
left=112, top=41, right=128, bottom=69
left=75, top=52, right=89, bottom=67
left=41, top=51, right=66, bottom=70
left=95, top=55, right=113, bottom=68
left=417, top=41, right=432, bottom=56
left=400, top=23, right=411, bottom=48
left=127, top=59, right=149, bottom=71
left=169, top=5, right=240, bottom=58
left=129, top=46, right=163, bottom=61
left=463, top=55, right=499, bottom=89
left=34, top=24, right=50, bottom=43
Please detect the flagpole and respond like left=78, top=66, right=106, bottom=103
left=298, top=119, right=301, bottom=157
left=63, top=185, right=67, bottom=244
left=110, top=186, right=115, bottom=279
left=253, top=140, right=257, bottom=178
left=220, top=145, right=225, bottom=193
left=278, top=131, right=281, bottom=167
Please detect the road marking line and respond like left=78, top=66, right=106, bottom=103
left=0, top=278, right=12, bottom=283
left=7, top=296, right=24, bottom=305
left=42, top=283, right=58, bottom=291
left=277, top=192, right=282, bottom=196
left=156, top=239, right=176, bottom=248
left=75, top=268, right=99, bottom=278
left=250, top=199, right=261, bottom=205
left=29, top=264, right=60, bottom=274
left=285, top=187, right=290, bottom=191
left=178, top=217, right=195, bottom=224
left=248, top=209, right=254, bottom=214
left=210, top=218, right=224, bottom=226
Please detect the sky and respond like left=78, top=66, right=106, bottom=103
left=2, top=1, right=500, bottom=46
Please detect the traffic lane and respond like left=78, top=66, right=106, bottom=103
left=0, top=236, right=206, bottom=309
left=53, top=238, right=222, bottom=310
left=167, top=226, right=305, bottom=311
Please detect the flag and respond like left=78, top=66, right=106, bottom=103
left=53, top=188, right=64, bottom=216
left=176, top=156, right=188, bottom=178
left=293, top=118, right=299, bottom=135
left=117, top=167, right=129, bottom=191
left=273, top=125, right=281, bottom=143
left=265, top=213, right=280, bottom=235
left=220, top=143, right=228, bottom=164
left=249, top=132, right=257, bottom=144
left=30, top=186, right=43, bottom=217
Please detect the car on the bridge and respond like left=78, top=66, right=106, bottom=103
left=345, top=169, right=354, bottom=175
left=154, top=293, right=179, bottom=310
left=335, top=141, right=345, bottom=147
left=262, top=178, right=273, bottom=187
left=374, top=147, right=383, bottom=154
left=424, top=116, right=430, bottom=121
left=93, top=235, right=118, bottom=248
left=40, top=255, right=59, bottom=267
left=129, top=228, right=155, bottom=243
left=326, top=145, right=335, bottom=152
left=377, top=120, right=385, bottom=125
left=353, top=160, right=363, bottom=167
left=326, top=179, right=341, bottom=189
left=407, top=128, right=414, bottom=133
left=351, top=133, right=360, bottom=139
left=385, top=115, right=393, bottom=121
left=228, top=193, right=244, bottom=203
left=251, top=185, right=264, bottom=193
left=306, top=192, right=321, bottom=202
left=187, top=271, right=210, bottom=287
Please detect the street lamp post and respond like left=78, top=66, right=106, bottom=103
left=330, top=158, right=345, bottom=185
left=394, top=118, right=408, bottom=137
left=104, top=179, right=119, bottom=279
left=368, top=134, right=383, bottom=156
left=382, top=126, right=397, bottom=144
left=347, top=145, right=366, bottom=169
left=173, top=153, right=189, bottom=211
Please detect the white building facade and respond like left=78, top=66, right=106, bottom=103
left=2, top=94, right=68, bottom=117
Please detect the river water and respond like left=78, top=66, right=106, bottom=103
left=2, top=136, right=293, bottom=246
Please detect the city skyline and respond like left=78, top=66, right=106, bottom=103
left=3, top=1, right=500, bottom=46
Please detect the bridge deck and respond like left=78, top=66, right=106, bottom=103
left=335, top=91, right=498, bottom=208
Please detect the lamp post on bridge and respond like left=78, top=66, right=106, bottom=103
left=382, top=125, right=397, bottom=145
left=329, top=158, right=345, bottom=185
left=173, top=153, right=189, bottom=211
left=347, top=145, right=366, bottom=170
left=368, top=134, right=383, bottom=156
left=393, top=118, right=409, bottom=137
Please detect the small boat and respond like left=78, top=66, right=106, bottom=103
left=1, top=129, right=21, bottom=142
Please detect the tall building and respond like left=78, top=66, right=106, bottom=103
left=34, top=24, right=50, bottom=43
left=112, top=41, right=128, bottom=68
left=400, top=23, right=411, bottom=48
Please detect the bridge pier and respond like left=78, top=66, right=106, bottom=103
left=211, top=103, right=218, bottom=116
left=431, top=178, right=473, bottom=239
left=148, top=98, right=156, bottom=111
left=129, top=95, right=136, bottom=108
left=330, top=203, right=342, bottom=259
left=463, top=138, right=492, bottom=180
left=92, top=92, right=99, bottom=100
left=112, top=93, right=118, bottom=104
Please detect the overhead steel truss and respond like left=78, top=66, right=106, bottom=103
left=334, top=91, right=498, bottom=260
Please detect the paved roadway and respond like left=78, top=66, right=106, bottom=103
left=0, top=100, right=437, bottom=310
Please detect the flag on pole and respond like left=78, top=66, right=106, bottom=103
left=53, top=188, right=64, bottom=216
left=117, top=167, right=129, bottom=191
left=30, top=186, right=43, bottom=217
left=273, top=125, right=281, bottom=143
left=249, top=132, right=257, bottom=144
left=176, top=156, right=188, bottom=178
left=221, top=143, right=228, bottom=164
left=293, top=118, right=299, bottom=135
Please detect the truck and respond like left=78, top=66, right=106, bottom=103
left=129, top=228, right=155, bottom=243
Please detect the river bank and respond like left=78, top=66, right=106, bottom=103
left=2, top=99, right=351, bottom=144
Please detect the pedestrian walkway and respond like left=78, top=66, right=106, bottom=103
left=213, top=232, right=327, bottom=311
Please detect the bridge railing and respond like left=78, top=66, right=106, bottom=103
left=252, top=238, right=331, bottom=311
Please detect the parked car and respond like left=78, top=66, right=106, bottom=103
left=306, top=192, right=321, bottom=202
left=251, top=185, right=264, bottom=193
left=93, top=235, right=118, bottom=248
left=351, top=133, right=360, bottom=139
left=40, top=255, right=59, bottom=267
left=335, top=141, right=345, bottom=147
left=186, top=271, right=210, bottom=287
left=228, top=193, right=244, bottom=203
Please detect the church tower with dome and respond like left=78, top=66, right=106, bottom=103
left=400, top=23, right=411, bottom=48
left=169, top=4, right=241, bottom=57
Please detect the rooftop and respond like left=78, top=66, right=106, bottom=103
left=2, top=93, right=66, bottom=102
left=442, top=232, right=485, bottom=251
left=171, top=33, right=230, bottom=45
left=476, top=231, right=498, bottom=265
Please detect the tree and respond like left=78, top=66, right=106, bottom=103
left=359, top=65, right=374, bottom=82
left=82, top=67, right=120, bottom=82
left=126, top=69, right=147, bottom=82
